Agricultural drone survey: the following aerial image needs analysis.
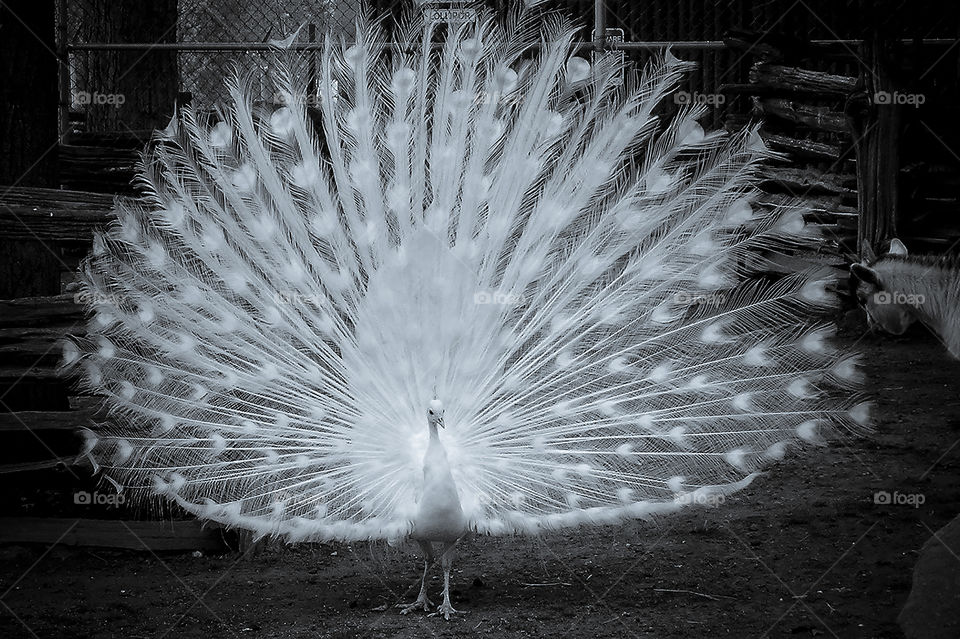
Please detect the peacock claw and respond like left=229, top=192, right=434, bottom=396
left=397, top=596, right=434, bottom=615
left=428, top=602, right=462, bottom=620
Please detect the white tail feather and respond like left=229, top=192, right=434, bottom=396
left=63, top=8, right=867, bottom=543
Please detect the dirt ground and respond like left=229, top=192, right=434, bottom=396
left=2, top=320, right=960, bottom=639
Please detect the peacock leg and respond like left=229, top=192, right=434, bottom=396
left=428, top=540, right=461, bottom=620
left=398, top=540, right=435, bottom=614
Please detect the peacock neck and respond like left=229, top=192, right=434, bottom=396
left=428, top=422, right=440, bottom=442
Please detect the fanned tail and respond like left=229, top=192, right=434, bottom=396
left=63, top=6, right=869, bottom=542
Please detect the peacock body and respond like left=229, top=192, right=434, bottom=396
left=63, top=5, right=869, bottom=617
left=412, top=400, right=466, bottom=543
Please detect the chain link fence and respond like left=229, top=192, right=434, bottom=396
left=64, top=0, right=362, bottom=134
left=61, top=0, right=945, bottom=135
left=176, top=0, right=356, bottom=107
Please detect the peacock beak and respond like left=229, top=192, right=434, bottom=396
left=437, top=415, right=445, bottom=429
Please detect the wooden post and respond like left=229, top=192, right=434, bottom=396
left=175, top=91, right=193, bottom=117
left=851, top=26, right=901, bottom=258
left=0, top=0, right=63, bottom=301
left=75, top=0, right=180, bottom=133
left=0, top=0, right=59, bottom=187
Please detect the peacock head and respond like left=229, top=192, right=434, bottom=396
left=427, top=399, right=445, bottom=429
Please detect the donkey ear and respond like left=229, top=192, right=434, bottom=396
left=861, top=242, right=877, bottom=263
left=888, top=238, right=908, bottom=256
left=850, top=263, right=881, bottom=286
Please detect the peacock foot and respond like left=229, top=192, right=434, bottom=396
left=428, top=601, right=462, bottom=620
left=397, top=595, right=434, bottom=615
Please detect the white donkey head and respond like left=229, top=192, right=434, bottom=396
left=850, top=238, right=917, bottom=335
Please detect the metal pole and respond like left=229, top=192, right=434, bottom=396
left=56, top=0, right=69, bottom=142
left=66, top=38, right=960, bottom=52
left=594, top=0, right=606, bottom=51
left=308, top=23, right=317, bottom=99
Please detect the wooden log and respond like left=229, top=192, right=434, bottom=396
left=0, top=295, right=83, bottom=382
left=68, top=130, right=153, bottom=147
left=0, top=517, right=226, bottom=551
left=0, top=296, right=85, bottom=377
left=58, top=144, right=139, bottom=193
left=756, top=98, right=849, bottom=133
left=0, top=456, right=77, bottom=474
left=805, top=210, right=859, bottom=226
left=762, top=133, right=842, bottom=160
left=0, top=187, right=119, bottom=241
left=749, top=64, right=857, bottom=96
left=0, top=327, right=76, bottom=361
left=760, top=192, right=855, bottom=214
left=0, top=409, right=92, bottom=431
left=760, top=167, right=857, bottom=195
left=59, top=144, right=140, bottom=168
left=69, top=396, right=101, bottom=411
left=0, top=366, right=59, bottom=379
left=0, top=294, right=84, bottom=326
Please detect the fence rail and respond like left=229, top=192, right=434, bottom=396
left=65, top=37, right=960, bottom=51
left=58, top=0, right=956, bottom=136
